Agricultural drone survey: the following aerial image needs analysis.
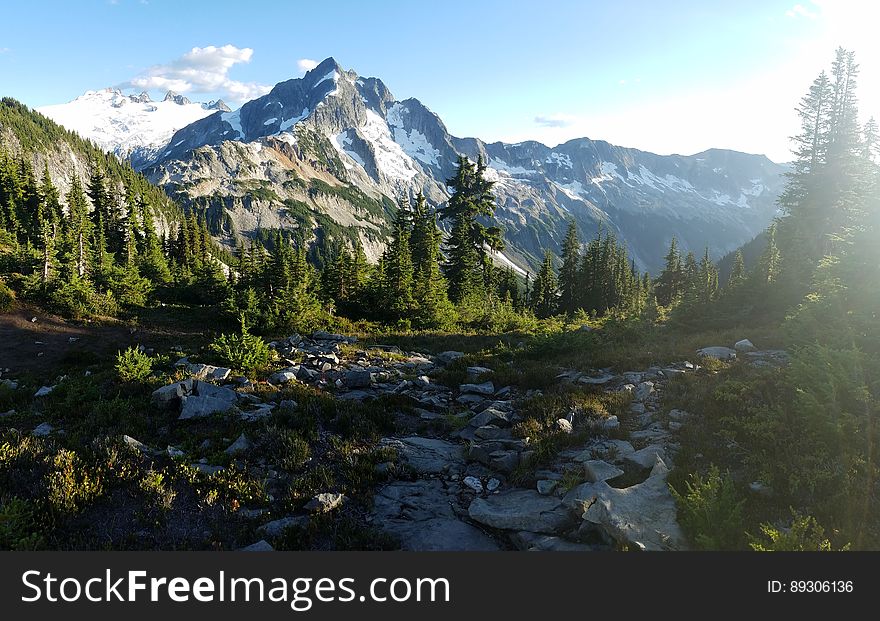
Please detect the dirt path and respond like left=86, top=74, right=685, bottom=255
left=0, top=303, right=216, bottom=379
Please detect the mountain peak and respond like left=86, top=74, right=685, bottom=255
left=163, top=90, right=192, bottom=106
left=203, top=99, right=231, bottom=112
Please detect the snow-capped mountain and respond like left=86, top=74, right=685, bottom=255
left=46, top=58, right=788, bottom=272
left=37, top=88, right=230, bottom=169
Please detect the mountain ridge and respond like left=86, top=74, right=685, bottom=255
left=40, top=58, right=788, bottom=273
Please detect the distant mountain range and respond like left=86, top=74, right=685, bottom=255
left=38, top=89, right=230, bottom=169
left=38, top=58, right=787, bottom=272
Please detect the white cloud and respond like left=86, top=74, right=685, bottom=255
left=121, top=44, right=270, bottom=104
left=786, top=3, right=818, bottom=19
left=534, top=113, right=579, bottom=128
left=0, top=47, right=9, bottom=54
left=297, top=58, right=319, bottom=73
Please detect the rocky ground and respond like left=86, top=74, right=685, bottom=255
left=3, top=325, right=786, bottom=551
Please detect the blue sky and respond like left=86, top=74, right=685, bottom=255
left=1, top=0, right=877, bottom=162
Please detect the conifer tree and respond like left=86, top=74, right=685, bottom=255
left=558, top=219, right=580, bottom=314
left=655, top=237, right=683, bottom=307
left=381, top=206, right=415, bottom=319
left=530, top=249, right=558, bottom=318
left=727, top=249, right=746, bottom=291
left=439, top=155, right=504, bottom=303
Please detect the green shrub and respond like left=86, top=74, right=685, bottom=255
left=671, top=465, right=746, bottom=550
left=46, top=449, right=104, bottom=515
left=0, top=497, right=46, bottom=550
left=115, top=346, right=154, bottom=382
left=0, top=280, right=15, bottom=313
left=750, top=512, right=848, bottom=551
left=210, top=320, right=273, bottom=376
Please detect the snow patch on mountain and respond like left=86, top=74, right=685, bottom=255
left=37, top=88, right=216, bottom=166
left=358, top=109, right=419, bottom=181
left=221, top=109, right=243, bottom=139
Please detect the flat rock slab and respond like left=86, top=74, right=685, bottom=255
left=468, top=489, right=575, bottom=534
left=564, top=459, right=686, bottom=551
left=697, top=346, right=737, bottom=360
left=380, top=436, right=465, bottom=474
left=511, top=531, right=596, bottom=552
left=373, top=480, right=499, bottom=551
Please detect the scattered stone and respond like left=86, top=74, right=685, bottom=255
left=279, top=399, right=298, bottom=411
left=537, top=480, right=558, bottom=495
left=486, top=478, right=501, bottom=492
left=188, top=364, right=232, bottom=382
left=625, top=445, right=667, bottom=470
left=166, top=445, right=185, bottom=458
left=456, top=393, right=485, bottom=406
left=466, top=366, right=493, bottom=379
left=312, top=331, right=356, bottom=343
left=489, top=450, right=520, bottom=474
left=583, top=460, right=625, bottom=483
left=634, top=381, right=655, bottom=401
left=667, top=409, right=690, bottom=422
left=304, top=492, right=346, bottom=513
left=268, top=368, right=299, bottom=384
left=735, top=339, right=757, bottom=352
left=151, top=379, right=193, bottom=410
left=468, top=489, right=575, bottom=534
left=179, top=382, right=238, bottom=420
left=122, top=435, right=156, bottom=455
left=697, top=346, right=737, bottom=361
left=435, top=351, right=465, bottom=365
left=495, top=386, right=512, bottom=398
left=224, top=433, right=252, bottom=455
left=468, top=408, right=508, bottom=429
left=473, top=426, right=511, bottom=441
left=460, top=381, right=495, bottom=396
left=555, top=418, right=573, bottom=434
left=600, top=415, right=620, bottom=433
left=463, top=476, right=484, bottom=493
left=578, top=372, right=615, bottom=385
left=0, top=409, right=16, bottom=418
left=256, top=516, right=309, bottom=538
left=32, top=422, right=53, bottom=437
left=191, top=463, right=224, bottom=475
left=344, top=369, right=373, bottom=388
left=34, top=386, right=54, bottom=398
left=337, top=390, right=374, bottom=401
left=749, top=481, right=773, bottom=497
left=668, top=421, right=683, bottom=432
left=1, top=379, right=18, bottom=390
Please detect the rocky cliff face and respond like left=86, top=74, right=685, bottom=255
left=140, top=57, right=787, bottom=272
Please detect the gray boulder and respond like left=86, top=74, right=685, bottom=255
left=460, top=381, right=495, bottom=396
left=381, top=436, right=465, bottom=475
left=435, top=351, right=465, bottom=365
left=256, top=516, right=309, bottom=538
left=697, top=346, right=737, bottom=361
left=224, top=433, right=252, bottom=455
left=583, top=460, right=624, bottom=483
left=151, top=379, right=193, bottom=409
left=734, top=339, right=757, bottom=352
left=564, top=458, right=686, bottom=551
left=304, top=492, right=346, bottom=513
left=344, top=369, right=373, bottom=388
left=468, top=489, right=575, bottom=534
left=179, top=382, right=238, bottom=420
left=268, top=368, right=299, bottom=384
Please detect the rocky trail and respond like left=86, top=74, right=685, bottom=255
left=9, top=328, right=786, bottom=551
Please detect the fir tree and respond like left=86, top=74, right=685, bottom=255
left=655, top=237, right=683, bottom=307
left=439, top=155, right=504, bottom=303
left=558, top=219, right=581, bottom=314
left=530, top=249, right=558, bottom=318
